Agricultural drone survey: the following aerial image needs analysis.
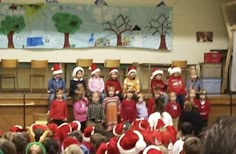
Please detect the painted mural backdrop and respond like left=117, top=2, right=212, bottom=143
left=0, top=2, right=172, bottom=50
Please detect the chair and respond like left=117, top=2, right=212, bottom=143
left=104, top=59, right=120, bottom=68
left=33, top=113, right=48, bottom=125
left=172, top=60, right=187, bottom=68
left=30, top=60, right=48, bottom=92
left=76, top=59, right=93, bottom=67
left=0, top=59, right=18, bottom=90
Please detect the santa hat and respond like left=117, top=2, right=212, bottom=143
left=51, top=64, right=63, bottom=75
left=168, top=66, right=181, bottom=75
left=9, top=125, right=23, bottom=132
left=156, top=119, right=165, bottom=130
left=69, top=121, right=81, bottom=131
left=117, top=130, right=147, bottom=154
left=113, top=122, right=126, bottom=137
left=109, top=68, right=118, bottom=74
left=72, top=67, right=84, bottom=77
left=31, top=124, right=48, bottom=132
left=151, top=68, right=163, bottom=79
left=56, top=123, right=72, bottom=143
left=89, top=63, right=100, bottom=75
left=127, top=65, right=137, bottom=75
left=107, top=137, right=119, bottom=154
left=138, top=119, right=150, bottom=131
left=143, top=145, right=162, bottom=154
left=96, top=143, right=107, bottom=154
left=82, top=126, right=95, bottom=142
left=47, top=123, right=58, bottom=135
left=61, top=137, right=80, bottom=151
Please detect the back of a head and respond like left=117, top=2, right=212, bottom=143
left=180, top=122, right=193, bottom=136
left=11, top=132, right=28, bottom=154
left=34, top=128, right=44, bottom=142
left=0, top=138, right=17, bottom=154
left=43, top=137, right=59, bottom=154
left=183, top=136, right=201, bottom=154
left=183, top=101, right=194, bottom=112
left=155, top=97, right=165, bottom=113
left=90, top=133, right=108, bottom=150
left=70, top=130, right=83, bottom=143
left=202, top=116, right=236, bottom=154
left=64, top=144, right=83, bottom=154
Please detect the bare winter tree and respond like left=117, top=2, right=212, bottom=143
left=103, top=14, right=132, bottom=46
left=146, top=14, right=171, bottom=50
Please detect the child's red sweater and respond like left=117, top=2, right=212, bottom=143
left=150, top=79, right=167, bottom=93
left=148, top=97, right=156, bottom=116
left=50, top=100, right=68, bottom=120
left=120, top=99, right=137, bottom=123
left=168, top=76, right=186, bottom=95
left=195, top=99, right=211, bottom=120
left=165, top=101, right=181, bottom=118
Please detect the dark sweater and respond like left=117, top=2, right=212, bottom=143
left=69, top=78, right=87, bottom=97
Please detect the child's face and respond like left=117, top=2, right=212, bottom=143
left=154, top=74, right=162, bottom=80
left=138, top=96, right=143, bottom=102
left=94, top=71, right=101, bottom=77
left=111, top=72, right=118, bottom=80
left=173, top=73, right=180, bottom=77
left=129, top=72, right=136, bottom=79
left=92, top=93, right=100, bottom=103
left=54, top=73, right=62, bottom=79
left=200, top=94, right=206, bottom=100
left=108, top=89, right=115, bottom=97
left=126, top=91, right=134, bottom=99
left=190, top=74, right=197, bottom=80
left=169, top=92, right=176, bottom=102
left=189, top=89, right=196, bottom=98
left=56, top=90, right=63, bottom=99
left=76, top=71, right=83, bottom=79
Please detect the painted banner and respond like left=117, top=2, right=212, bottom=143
left=0, top=2, right=172, bottom=50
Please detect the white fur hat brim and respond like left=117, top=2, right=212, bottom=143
left=72, top=67, right=84, bottom=77
left=110, top=69, right=118, bottom=74
left=143, top=145, right=161, bottom=154
left=113, top=125, right=122, bottom=137
left=151, top=70, right=163, bottom=79
left=169, top=67, right=181, bottom=75
left=91, top=68, right=101, bottom=75
left=128, top=69, right=136, bottom=75
left=53, top=69, right=63, bottom=75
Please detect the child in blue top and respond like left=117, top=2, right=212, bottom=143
left=48, top=64, right=66, bottom=109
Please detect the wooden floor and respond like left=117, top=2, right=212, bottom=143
left=0, top=91, right=236, bottom=132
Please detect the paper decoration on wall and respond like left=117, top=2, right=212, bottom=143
left=0, top=3, right=172, bottom=50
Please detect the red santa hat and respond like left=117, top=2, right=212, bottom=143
left=151, top=68, right=163, bottom=79
left=96, top=143, right=107, bottom=154
left=168, top=66, right=181, bottom=75
left=51, top=64, right=63, bottom=75
left=72, top=66, right=84, bottom=77
left=56, top=123, right=72, bottom=143
left=113, top=122, right=126, bottom=137
left=47, top=123, right=58, bottom=135
left=61, top=137, right=80, bottom=151
left=138, top=119, right=151, bottom=131
left=109, top=68, right=118, bottom=74
left=83, top=126, right=95, bottom=142
left=107, top=137, right=119, bottom=154
left=9, top=125, right=23, bottom=132
left=156, top=119, right=165, bottom=130
left=117, top=130, right=147, bottom=154
left=127, top=65, right=137, bottom=75
left=143, top=145, right=162, bottom=154
left=89, top=63, right=100, bottom=75
left=31, top=123, right=48, bottom=132
left=69, top=121, right=81, bottom=131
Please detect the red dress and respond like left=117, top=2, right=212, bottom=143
left=120, top=99, right=137, bottom=123
left=148, top=97, right=156, bottom=116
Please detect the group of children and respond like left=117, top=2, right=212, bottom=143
left=47, top=63, right=211, bottom=134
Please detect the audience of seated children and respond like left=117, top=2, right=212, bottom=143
left=47, top=64, right=66, bottom=109
left=87, top=92, right=104, bottom=126
left=165, top=91, right=181, bottom=129
left=195, top=89, right=211, bottom=128
left=105, top=68, right=123, bottom=101
left=150, top=67, right=168, bottom=105
left=50, top=88, right=68, bottom=126
left=88, top=64, right=105, bottom=103
left=167, top=66, right=186, bottom=110
left=103, top=86, right=120, bottom=131
left=120, top=90, right=137, bottom=123
left=69, top=66, right=87, bottom=101
left=73, top=88, right=89, bottom=132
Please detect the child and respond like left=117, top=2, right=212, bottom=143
left=150, top=67, right=168, bottom=105
left=136, top=93, right=148, bottom=119
left=48, top=64, right=66, bottom=109
left=50, top=88, right=68, bottom=126
left=105, top=68, right=123, bottom=100
left=195, top=89, right=211, bottom=128
left=69, top=66, right=87, bottom=101
left=120, top=90, right=137, bottom=123
left=73, top=88, right=89, bottom=132
left=88, top=64, right=105, bottom=103
left=147, top=87, right=163, bottom=116
left=167, top=66, right=186, bottom=110
left=103, top=86, right=120, bottom=131
left=123, top=65, right=140, bottom=95
left=165, top=92, right=181, bottom=129
left=187, top=89, right=199, bottom=108
left=186, top=68, right=203, bottom=98
left=87, top=92, right=104, bottom=126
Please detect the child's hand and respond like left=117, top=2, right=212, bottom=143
left=64, top=118, right=67, bottom=121
left=115, top=91, right=119, bottom=95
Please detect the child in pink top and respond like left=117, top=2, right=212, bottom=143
left=73, top=89, right=89, bottom=132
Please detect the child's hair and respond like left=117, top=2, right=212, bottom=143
left=64, top=144, right=83, bottom=154
left=183, top=136, right=202, bottom=154
left=34, top=128, right=45, bottom=142
left=180, top=122, right=193, bottom=136
left=43, top=137, right=60, bottom=154
left=183, top=101, right=195, bottom=112
left=25, top=142, right=46, bottom=154
left=10, top=132, right=28, bottom=154
left=94, top=124, right=106, bottom=136
left=199, top=89, right=207, bottom=98
left=55, top=88, right=63, bottom=94
left=155, top=97, right=165, bottom=114
left=90, top=133, right=108, bottom=150
left=69, top=130, right=83, bottom=143
left=0, top=138, right=17, bottom=154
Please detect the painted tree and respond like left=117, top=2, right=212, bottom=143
left=0, top=16, right=25, bottom=48
left=103, top=14, right=132, bottom=46
left=52, top=13, right=82, bottom=48
left=146, top=14, right=171, bottom=50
